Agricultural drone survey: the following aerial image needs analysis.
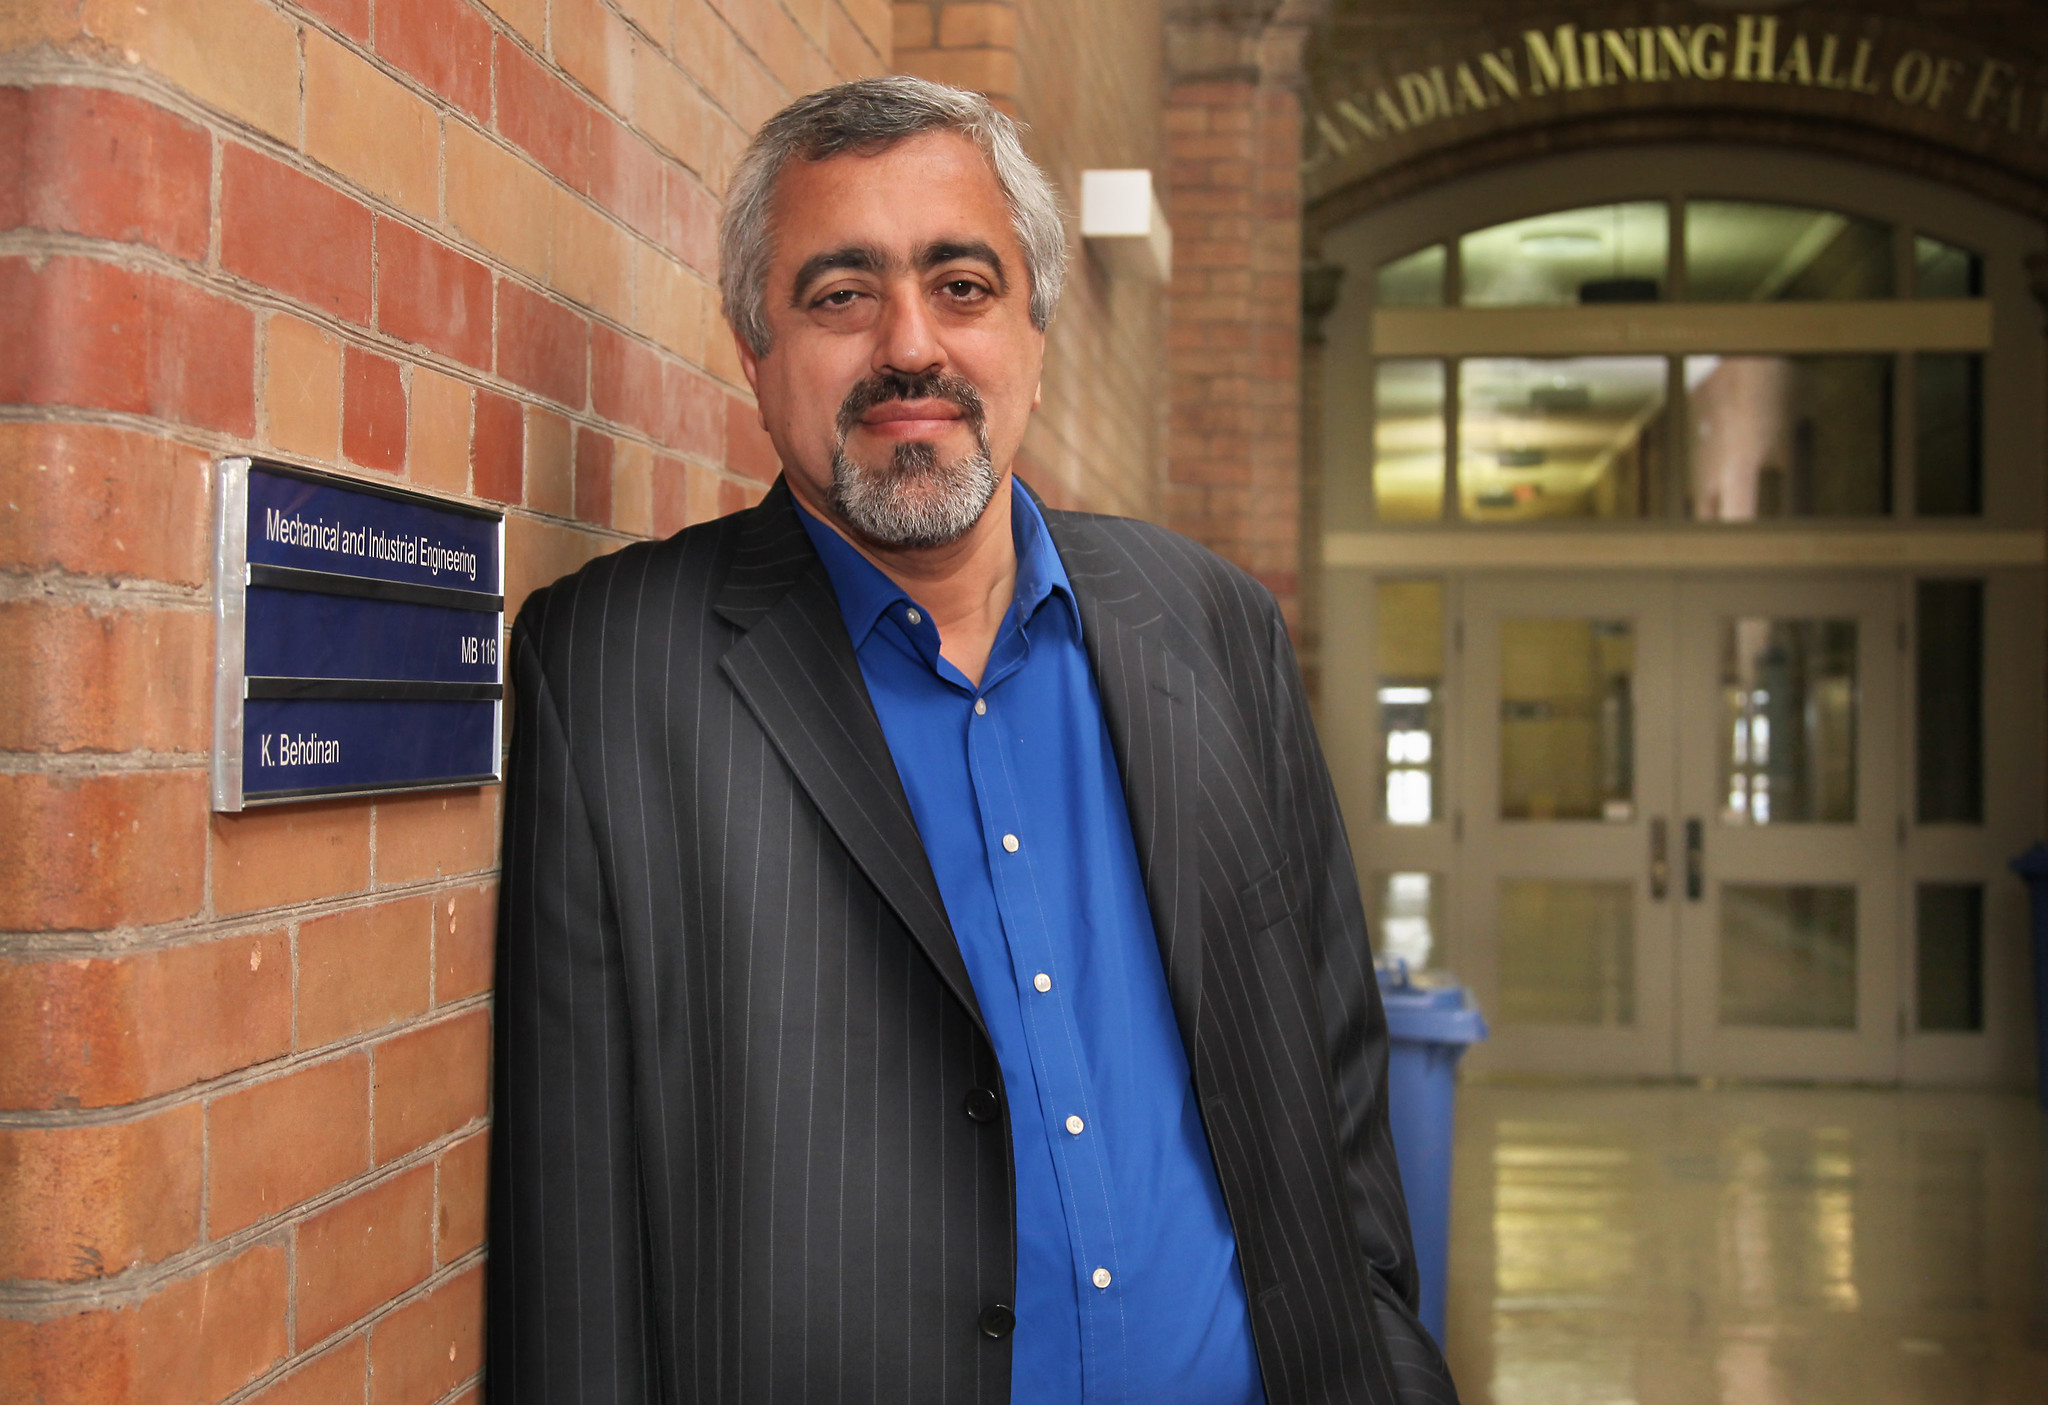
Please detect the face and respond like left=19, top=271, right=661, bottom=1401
left=737, top=130, right=1046, bottom=550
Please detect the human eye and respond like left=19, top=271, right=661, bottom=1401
left=938, top=277, right=991, bottom=305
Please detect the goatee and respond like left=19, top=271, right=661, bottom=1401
left=829, top=370, right=998, bottom=549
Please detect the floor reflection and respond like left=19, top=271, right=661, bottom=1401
left=1445, top=1084, right=2048, bottom=1405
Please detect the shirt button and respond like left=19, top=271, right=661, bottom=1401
left=1002, top=834, right=1019, bottom=853
left=905, top=608, right=922, bottom=625
left=1065, top=1115, right=1084, bottom=1136
left=1033, top=972, right=1052, bottom=993
left=1092, top=1268, right=1112, bottom=1290
left=975, top=698, right=987, bottom=716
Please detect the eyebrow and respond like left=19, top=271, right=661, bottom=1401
left=919, top=240, right=1008, bottom=291
left=791, top=245, right=886, bottom=304
left=789, top=240, right=1011, bottom=305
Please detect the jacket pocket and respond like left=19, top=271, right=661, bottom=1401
left=1237, top=860, right=1302, bottom=933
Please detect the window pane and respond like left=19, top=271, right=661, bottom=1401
left=1915, top=354, right=1983, bottom=517
left=1460, top=203, right=1667, bottom=307
left=1501, top=618, right=1635, bottom=822
left=1720, top=619, right=1858, bottom=826
left=1459, top=356, right=1668, bottom=520
left=1376, top=245, right=1445, bottom=308
left=1686, top=354, right=1893, bottom=519
left=1373, top=871, right=1445, bottom=970
left=1373, top=359, right=1445, bottom=522
left=1685, top=202, right=1893, bottom=301
left=1377, top=578, right=1443, bottom=825
left=1720, top=884, right=1857, bottom=1029
left=1497, top=880, right=1634, bottom=1026
left=1917, top=884, right=1985, bottom=1032
left=1915, top=235, right=1982, bottom=299
left=1916, top=580, right=1984, bottom=824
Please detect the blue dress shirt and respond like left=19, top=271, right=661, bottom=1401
left=794, top=483, right=1266, bottom=1405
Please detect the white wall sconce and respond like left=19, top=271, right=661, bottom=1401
left=1080, top=169, right=1172, bottom=284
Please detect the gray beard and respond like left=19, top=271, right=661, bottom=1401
left=828, top=434, right=999, bottom=550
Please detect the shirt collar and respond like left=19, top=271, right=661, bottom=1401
left=792, top=477, right=1076, bottom=651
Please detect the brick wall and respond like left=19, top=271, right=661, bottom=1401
left=1163, top=71, right=1307, bottom=625
left=0, top=0, right=885, bottom=1400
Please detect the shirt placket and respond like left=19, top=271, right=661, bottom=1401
left=966, top=672, right=1124, bottom=1404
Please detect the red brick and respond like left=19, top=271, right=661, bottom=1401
left=435, top=1131, right=489, bottom=1260
left=221, top=145, right=374, bottom=323
left=471, top=387, right=524, bottom=504
left=592, top=324, right=663, bottom=438
left=662, top=166, right=720, bottom=275
left=0, top=1243, right=288, bottom=1405
left=0, top=256, right=256, bottom=436
left=0, top=424, right=212, bottom=585
left=718, top=475, right=761, bottom=516
left=295, top=1163, right=436, bottom=1343
left=495, top=37, right=591, bottom=191
left=651, top=454, right=690, bottom=536
left=368, top=1264, right=483, bottom=1405
left=0, top=1105, right=203, bottom=1280
left=372, top=1009, right=489, bottom=1164
left=10, top=87, right=210, bottom=261
left=434, top=882, right=497, bottom=1003
left=377, top=219, right=493, bottom=369
left=524, top=404, right=574, bottom=516
left=207, top=1053, right=370, bottom=1234
left=663, top=361, right=723, bottom=458
left=724, top=393, right=778, bottom=484
left=0, top=600, right=209, bottom=753
left=374, top=787, right=499, bottom=884
left=211, top=800, right=372, bottom=916
left=497, top=280, right=588, bottom=406
left=299, top=897, right=434, bottom=1049
left=246, top=1336, right=368, bottom=1405
left=300, top=0, right=369, bottom=40
left=0, top=770, right=205, bottom=932
left=343, top=345, right=409, bottom=474
left=589, top=113, right=667, bottom=245
left=377, top=0, right=492, bottom=120
left=0, top=931, right=290, bottom=1111
left=574, top=426, right=614, bottom=525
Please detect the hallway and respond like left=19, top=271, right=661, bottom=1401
left=1444, top=1083, right=2048, bottom=1405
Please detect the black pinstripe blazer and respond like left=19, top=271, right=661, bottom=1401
left=490, top=478, right=1460, bottom=1404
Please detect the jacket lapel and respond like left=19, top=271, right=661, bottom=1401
left=713, top=481, right=987, bottom=1036
left=1045, top=512, right=1207, bottom=1045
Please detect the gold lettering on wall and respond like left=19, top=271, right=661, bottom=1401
left=1309, top=11, right=2048, bottom=169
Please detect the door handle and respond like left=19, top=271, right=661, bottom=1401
left=1649, top=817, right=1669, bottom=901
left=1684, top=818, right=1704, bottom=901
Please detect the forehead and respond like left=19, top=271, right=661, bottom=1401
left=768, top=130, right=1021, bottom=269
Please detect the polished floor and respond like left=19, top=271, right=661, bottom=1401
left=1440, top=1083, right=2048, bottom=1405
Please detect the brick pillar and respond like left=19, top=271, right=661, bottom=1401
left=0, top=1, right=889, bottom=1400
left=1162, top=0, right=1321, bottom=632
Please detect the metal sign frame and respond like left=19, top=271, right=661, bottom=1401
left=212, top=456, right=507, bottom=810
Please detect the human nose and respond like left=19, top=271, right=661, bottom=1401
left=870, top=283, right=946, bottom=378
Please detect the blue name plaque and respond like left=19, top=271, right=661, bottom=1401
left=213, top=458, right=506, bottom=809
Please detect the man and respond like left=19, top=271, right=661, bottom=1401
left=491, top=76, right=1457, bottom=1405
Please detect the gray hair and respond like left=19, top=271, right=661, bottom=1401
left=718, top=76, right=1068, bottom=357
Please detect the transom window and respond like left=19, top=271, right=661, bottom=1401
left=1365, top=200, right=1985, bottom=524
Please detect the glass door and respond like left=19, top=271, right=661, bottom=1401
left=1459, top=576, right=1678, bottom=1077
left=1673, top=578, right=1903, bottom=1081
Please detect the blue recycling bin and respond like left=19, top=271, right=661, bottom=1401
left=1377, top=962, right=1487, bottom=1349
left=2011, top=842, right=2048, bottom=1111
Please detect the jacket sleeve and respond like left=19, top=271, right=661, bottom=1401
left=1264, top=603, right=1462, bottom=1403
left=490, top=601, right=654, bottom=1403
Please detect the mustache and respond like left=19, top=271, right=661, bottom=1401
left=834, top=370, right=987, bottom=441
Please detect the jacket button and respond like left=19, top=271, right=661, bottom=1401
left=979, top=1303, right=1016, bottom=1339
left=962, top=1087, right=1000, bottom=1123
